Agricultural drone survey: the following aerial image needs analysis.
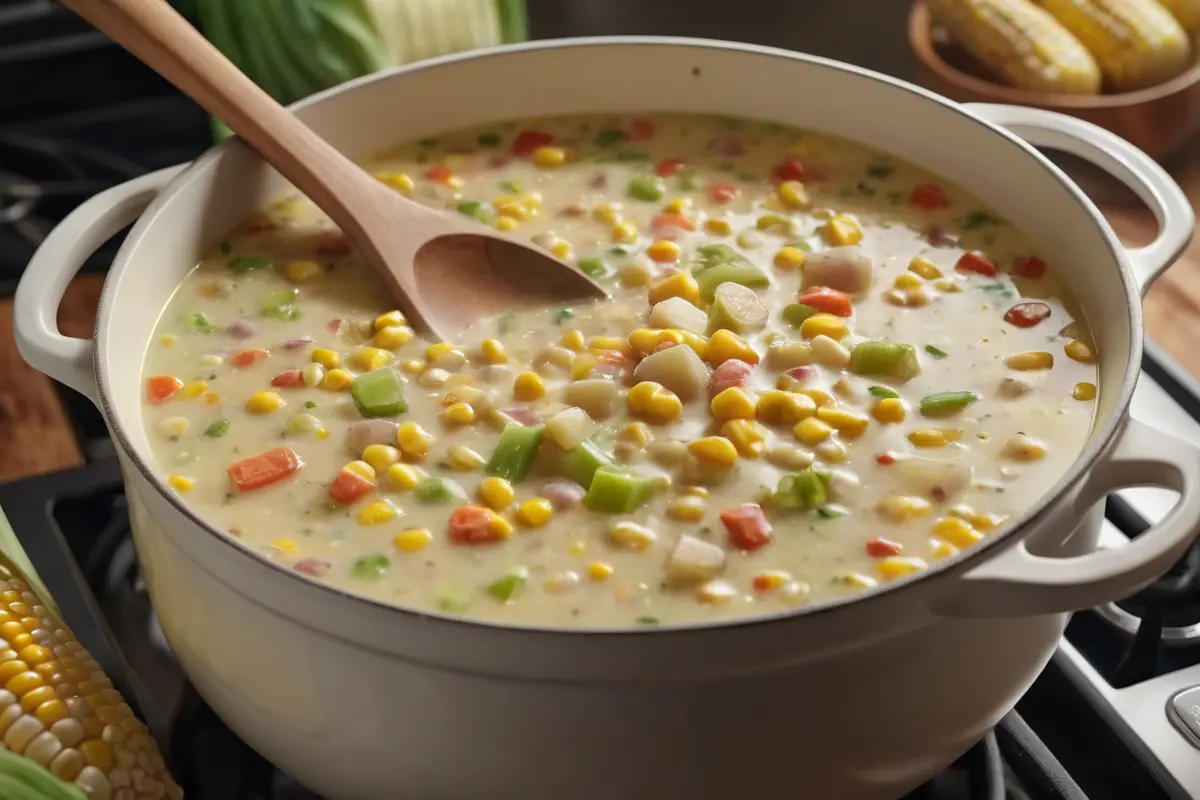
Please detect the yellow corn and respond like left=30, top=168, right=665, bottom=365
left=667, top=494, right=707, bottom=522
left=374, top=325, right=414, bottom=350
left=908, top=256, right=943, bottom=279
left=663, top=197, right=691, bottom=213
left=930, top=538, right=960, bottom=560
left=378, top=172, right=414, bottom=194
left=478, top=477, right=515, bottom=510
left=493, top=192, right=541, bottom=220
left=587, top=336, right=630, bottom=355
left=800, top=313, right=849, bottom=341
left=1161, top=0, right=1200, bottom=31
left=358, top=500, right=398, bottom=526
left=517, top=498, right=555, bottom=527
left=311, top=347, right=341, bottom=369
left=560, top=329, right=586, bottom=352
left=322, top=368, right=354, bottom=391
left=608, top=522, right=657, bottom=550
left=777, top=180, right=809, bottom=209
left=646, top=240, right=681, bottom=263
left=441, top=402, right=477, bottom=426
left=533, top=146, right=568, bottom=168
left=707, top=329, right=759, bottom=366
left=394, top=528, right=433, bottom=553
left=513, top=371, right=546, bottom=401
left=177, top=380, right=207, bottom=401
left=757, top=390, right=817, bottom=425
left=246, top=391, right=284, bottom=414
left=774, top=246, right=807, bottom=270
left=1073, top=381, right=1098, bottom=400
left=932, top=517, right=986, bottom=548
left=877, top=494, right=933, bottom=524
left=0, top=556, right=182, bottom=798
left=705, top=218, right=733, bottom=236
left=345, top=460, right=376, bottom=482
left=815, top=439, right=849, bottom=463
left=446, top=445, right=486, bottom=471
left=817, top=405, right=870, bottom=438
left=477, top=338, right=508, bottom=364
left=550, top=240, right=573, bottom=260
left=396, top=421, right=435, bottom=460
left=894, top=272, right=922, bottom=290
left=587, top=561, right=615, bottom=581
left=711, top=387, right=757, bottom=420
left=821, top=214, right=863, bottom=246
left=386, top=463, right=421, bottom=491
left=1002, top=433, right=1047, bottom=461
left=628, top=381, right=683, bottom=423
left=167, top=475, right=194, bottom=493
left=362, top=444, right=401, bottom=474
left=619, top=421, right=653, bottom=448
left=1065, top=338, right=1096, bottom=363
left=1036, top=0, right=1190, bottom=90
left=496, top=216, right=519, bottom=232
left=721, top=419, right=767, bottom=458
left=794, top=417, right=834, bottom=446
left=800, top=388, right=836, bottom=408
left=878, top=556, right=929, bottom=581
left=488, top=515, right=515, bottom=540
left=688, top=436, right=740, bottom=468
left=872, top=397, right=907, bottom=424
left=908, top=428, right=950, bottom=448
left=1006, top=350, right=1054, bottom=370
left=926, top=0, right=1101, bottom=94
left=374, top=310, right=407, bottom=330
left=648, top=271, right=700, bottom=305
left=756, top=213, right=792, bottom=233
left=612, top=222, right=639, bottom=245
left=283, top=259, right=321, bottom=283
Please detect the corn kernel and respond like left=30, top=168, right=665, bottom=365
left=663, top=196, right=692, bottom=213
left=688, top=436, right=739, bottom=468
left=594, top=202, right=622, bottom=225
left=386, top=463, right=421, bottom=491
left=878, top=556, right=928, bottom=581
left=822, top=214, right=863, bottom=246
left=177, top=380, right=208, bottom=400
left=488, top=514, right=515, bottom=540
left=648, top=271, right=700, bottom=305
left=517, top=498, right=554, bottom=527
left=394, top=528, right=432, bottom=553
left=711, top=387, right=757, bottom=420
left=532, top=146, right=568, bottom=168
left=345, top=460, right=376, bottom=482
left=374, top=325, right=414, bottom=350
left=928, top=538, right=958, bottom=560
left=1073, top=381, right=1097, bottom=401
left=908, top=428, right=949, bottom=448
left=707, top=329, right=759, bottom=366
left=931, top=517, right=984, bottom=549
left=158, top=416, right=190, bottom=439
left=667, top=494, right=707, bottom=522
left=441, top=402, right=477, bottom=427
left=246, top=391, right=284, bottom=414
left=362, top=444, right=401, bottom=474
left=159, top=334, right=176, bottom=347
left=312, top=348, right=341, bottom=369
left=273, top=538, right=299, bottom=556
left=479, top=477, right=515, bottom=511
left=618, top=421, right=653, bottom=448
left=348, top=346, right=390, bottom=372
left=817, top=405, right=869, bottom=438
left=550, top=240, right=573, bottom=260
left=767, top=444, right=815, bottom=470
left=402, top=359, right=426, bottom=374
left=494, top=192, right=542, bottom=220
left=587, top=561, right=614, bottom=581
left=753, top=570, right=791, bottom=592
left=871, top=397, right=905, bottom=424
left=721, top=419, right=767, bottom=458
left=777, top=180, right=809, bottom=209
left=774, top=246, right=807, bottom=270
left=167, top=475, right=194, bottom=493
left=802, top=389, right=837, bottom=409
left=757, top=390, right=817, bottom=425
left=646, top=240, right=681, bottom=263
left=794, top=417, right=833, bottom=446
left=799, top=313, right=848, bottom=340
left=282, top=259, right=321, bottom=283
left=1002, top=434, right=1046, bottom=461
left=373, top=310, right=407, bottom=331
left=909, top=256, right=942, bottom=279
left=893, top=272, right=922, bottom=290
left=496, top=215, right=519, bottom=232
left=876, top=494, right=932, bottom=524
left=612, top=221, right=639, bottom=244
left=1065, top=339, right=1095, bottom=363
left=378, top=172, right=414, bottom=194
left=322, top=368, right=354, bottom=391
left=627, top=381, right=683, bottom=423
left=396, top=421, right=434, bottom=460
left=446, top=444, right=486, bottom=471
left=608, top=521, right=657, bottom=550
left=358, top=501, right=398, bottom=526
left=815, top=439, right=848, bottom=463
left=697, top=579, right=739, bottom=604
left=1006, top=351, right=1054, bottom=371
left=618, top=263, right=652, bottom=287
left=587, top=336, right=629, bottom=355
left=513, top=371, right=546, bottom=401
left=704, top=218, right=733, bottom=236
left=551, top=331, right=583, bottom=355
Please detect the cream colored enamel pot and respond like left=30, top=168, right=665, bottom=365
left=14, top=38, right=1200, bottom=800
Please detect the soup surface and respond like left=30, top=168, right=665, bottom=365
left=141, top=113, right=1098, bottom=628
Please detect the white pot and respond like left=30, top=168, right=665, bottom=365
left=14, top=38, right=1200, bottom=800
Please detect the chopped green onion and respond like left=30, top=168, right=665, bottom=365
left=228, top=257, right=270, bottom=273
left=594, top=129, right=627, bottom=147
left=415, top=477, right=465, bottom=503
left=585, top=467, right=654, bottom=513
left=350, top=369, right=408, bottom=417
left=304, top=400, right=317, bottom=409
left=919, top=391, right=978, bottom=417
left=868, top=386, right=899, bottom=399
left=678, top=169, right=699, bottom=191
left=555, top=309, right=575, bottom=325
left=608, top=246, right=629, bottom=256
left=782, top=303, right=818, bottom=327
left=457, top=199, right=494, bottom=223
left=187, top=312, right=215, bottom=334
left=204, top=418, right=230, bottom=438
left=477, top=132, right=501, bottom=148
left=578, top=257, right=607, bottom=278
left=773, top=468, right=827, bottom=510
left=351, top=554, right=389, bottom=581
left=486, top=424, right=545, bottom=483
left=962, top=210, right=1000, bottom=229
left=500, top=179, right=522, bottom=193
left=260, top=290, right=300, bottom=321
left=636, top=616, right=660, bottom=626
left=487, top=568, right=529, bottom=602
left=849, top=341, right=921, bottom=381
left=436, top=585, right=472, bottom=613
left=564, top=439, right=614, bottom=488
left=817, top=505, right=847, bottom=519
left=628, top=175, right=665, bottom=202
left=925, top=345, right=948, bottom=359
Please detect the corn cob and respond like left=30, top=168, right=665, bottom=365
left=1035, top=0, right=1192, bottom=89
left=927, top=0, right=1102, bottom=94
left=1157, top=0, right=1200, bottom=31
left=0, top=554, right=182, bottom=800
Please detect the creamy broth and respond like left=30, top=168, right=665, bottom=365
left=140, top=113, right=1097, bottom=628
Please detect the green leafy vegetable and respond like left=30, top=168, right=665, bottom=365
left=187, top=312, right=215, bottom=334
left=594, top=129, right=627, bottom=147
left=925, top=345, right=948, bottom=359
left=919, top=391, right=977, bottom=417
left=961, top=210, right=1001, bottom=229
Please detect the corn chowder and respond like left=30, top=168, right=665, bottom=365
left=141, top=113, right=1097, bottom=628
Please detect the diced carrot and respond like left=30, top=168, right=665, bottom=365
left=655, top=158, right=685, bottom=177
left=796, top=286, right=853, bottom=317
left=146, top=376, right=184, bottom=405
left=772, top=158, right=806, bottom=183
left=328, top=466, right=374, bottom=505
left=955, top=252, right=997, bottom=277
left=628, top=117, right=656, bottom=141
left=876, top=452, right=896, bottom=466
left=1015, top=256, right=1046, bottom=280
left=1003, top=302, right=1052, bottom=329
left=720, top=504, right=773, bottom=552
left=909, top=184, right=948, bottom=210
left=231, top=348, right=269, bottom=368
left=651, top=212, right=696, bottom=240
left=315, top=230, right=351, bottom=256
left=423, top=165, right=453, bottom=183
left=512, top=130, right=554, bottom=156
left=203, top=392, right=221, bottom=405
left=228, top=447, right=302, bottom=493
left=708, top=183, right=739, bottom=204
left=866, top=537, right=903, bottom=557
left=448, top=505, right=502, bottom=544
left=271, top=369, right=303, bottom=388
left=595, top=349, right=630, bottom=369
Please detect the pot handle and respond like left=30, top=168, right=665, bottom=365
left=937, top=419, right=1200, bottom=617
left=963, top=103, right=1194, bottom=295
left=13, top=167, right=183, bottom=404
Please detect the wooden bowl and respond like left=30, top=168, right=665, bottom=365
left=908, top=0, right=1200, bottom=160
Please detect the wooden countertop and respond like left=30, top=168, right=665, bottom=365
left=1, top=152, right=1197, bottom=484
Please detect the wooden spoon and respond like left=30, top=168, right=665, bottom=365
left=60, top=0, right=607, bottom=340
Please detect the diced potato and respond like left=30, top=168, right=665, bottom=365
left=665, top=534, right=727, bottom=586
left=633, top=344, right=711, bottom=402
left=649, top=296, right=708, bottom=334
left=546, top=406, right=598, bottom=450
left=895, top=457, right=973, bottom=501
left=564, top=378, right=621, bottom=419
left=707, top=282, right=768, bottom=335
left=802, top=246, right=874, bottom=296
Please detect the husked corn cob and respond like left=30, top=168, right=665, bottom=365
left=1035, top=0, right=1191, bottom=89
left=0, top=555, right=181, bottom=800
left=927, top=0, right=1102, bottom=93
left=1160, top=0, right=1200, bottom=31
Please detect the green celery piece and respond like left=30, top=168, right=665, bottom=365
left=628, top=175, right=665, bottom=202
left=849, top=341, right=921, bottom=381
left=415, top=477, right=464, bottom=503
left=585, top=467, right=654, bottom=513
left=774, top=468, right=827, bottom=510
left=260, top=289, right=300, bottom=321
left=695, top=262, right=769, bottom=302
left=457, top=199, right=494, bottom=223
left=578, top=256, right=607, bottom=278
left=919, top=391, right=978, bottom=417
left=678, top=169, right=699, bottom=191
left=693, top=243, right=741, bottom=269
left=204, top=418, right=231, bottom=437
left=350, top=368, right=408, bottom=417
left=486, top=423, right=544, bottom=482
left=227, top=257, right=270, bottom=273
left=782, top=303, right=818, bottom=327
left=487, top=568, right=529, bottom=602
left=437, top=584, right=473, bottom=613
left=351, top=554, right=389, bottom=582
left=564, top=439, right=613, bottom=488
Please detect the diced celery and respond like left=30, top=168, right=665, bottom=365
left=578, top=257, right=607, bottom=278
left=695, top=262, right=770, bottom=302
left=350, top=554, right=389, bottom=582
left=693, top=243, right=742, bottom=269
left=228, top=257, right=270, bottom=273
left=260, top=289, right=300, bottom=321
left=457, top=199, right=494, bottom=223
left=773, top=468, right=828, bottom=510
left=204, top=418, right=230, bottom=437
left=585, top=467, right=654, bottom=513
left=628, top=175, right=665, bottom=202
left=564, top=439, right=614, bottom=488
left=350, top=369, right=408, bottom=418
left=436, top=585, right=472, bottom=613
left=486, top=424, right=545, bottom=483
left=782, top=303, right=818, bottom=327
left=415, top=477, right=465, bottom=503
left=919, top=391, right=977, bottom=417
left=849, top=341, right=921, bottom=381
left=487, top=568, right=529, bottom=602
left=707, top=282, right=768, bottom=334
left=678, top=169, right=699, bottom=191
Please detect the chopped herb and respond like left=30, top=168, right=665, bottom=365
left=608, top=246, right=629, bottom=256
left=456, top=199, right=494, bottom=223
left=187, top=312, right=215, bottom=334
left=351, top=554, right=389, bottom=581
left=636, top=616, right=660, bottom=626
left=594, top=129, right=627, bottom=147
left=419, top=137, right=438, bottom=149
left=925, top=345, right=948, bottom=359
left=816, top=506, right=846, bottom=519
left=856, top=182, right=876, bottom=196
left=228, top=257, right=270, bottom=274
left=555, top=309, right=575, bottom=324
left=961, top=210, right=1001, bottom=229
left=219, top=240, right=232, bottom=254
left=578, top=257, right=607, bottom=278
left=204, top=418, right=230, bottom=437
left=497, top=312, right=518, bottom=334
left=500, top=179, right=522, bottom=193
left=476, top=132, right=501, bottom=148
left=868, top=386, right=900, bottom=399
left=866, top=163, right=894, bottom=179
